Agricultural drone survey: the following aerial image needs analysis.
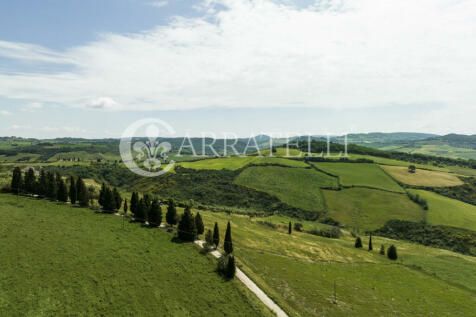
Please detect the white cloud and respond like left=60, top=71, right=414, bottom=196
left=0, top=110, right=12, bottom=116
left=0, top=0, right=475, bottom=118
left=148, top=1, right=168, bottom=8
left=39, top=126, right=87, bottom=133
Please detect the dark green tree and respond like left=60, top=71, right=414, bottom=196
left=355, top=237, right=362, bottom=248
left=56, top=173, right=68, bottom=202
left=380, top=244, right=385, bottom=255
left=148, top=199, right=162, bottom=227
left=213, top=222, right=220, bottom=248
left=195, top=212, right=204, bottom=235
left=408, top=165, right=416, bottom=173
left=76, top=177, right=89, bottom=207
left=177, top=205, right=196, bottom=241
left=98, top=183, right=106, bottom=207
left=224, top=221, right=233, bottom=254
left=387, top=245, right=398, bottom=260
left=24, top=168, right=36, bottom=194
left=205, top=229, right=213, bottom=246
left=123, top=199, right=128, bottom=215
left=368, top=234, right=373, bottom=251
left=288, top=221, right=292, bottom=234
left=225, top=255, right=236, bottom=278
left=46, top=171, right=57, bottom=200
left=69, top=176, right=77, bottom=204
left=38, top=169, right=48, bottom=197
left=113, top=187, right=122, bottom=211
left=166, top=198, right=178, bottom=226
left=11, top=166, right=22, bottom=194
left=135, top=198, right=146, bottom=222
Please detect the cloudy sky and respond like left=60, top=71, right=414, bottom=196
left=0, top=0, right=475, bottom=138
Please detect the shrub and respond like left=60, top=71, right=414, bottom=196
left=380, top=244, right=385, bottom=255
left=294, top=222, right=303, bottom=232
left=387, top=245, right=398, bottom=260
left=355, top=237, right=363, bottom=248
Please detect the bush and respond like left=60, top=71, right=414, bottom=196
left=308, top=226, right=342, bottom=239
left=380, top=244, right=385, bottom=255
left=387, top=245, right=398, bottom=260
left=217, top=255, right=236, bottom=279
left=294, top=222, right=303, bottom=232
left=355, top=237, right=363, bottom=248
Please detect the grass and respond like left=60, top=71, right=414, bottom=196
left=380, top=165, right=464, bottom=187
left=187, top=207, right=476, bottom=317
left=323, top=188, right=424, bottom=231
left=407, top=189, right=476, bottom=231
left=234, top=166, right=338, bottom=212
left=178, top=156, right=308, bottom=170
left=0, top=194, right=270, bottom=316
left=314, top=163, right=404, bottom=193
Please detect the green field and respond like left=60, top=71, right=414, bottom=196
left=0, top=194, right=269, bottom=316
left=314, top=163, right=404, bottom=193
left=323, top=188, right=424, bottom=231
left=235, top=166, right=338, bottom=212
left=189, top=207, right=476, bottom=316
left=381, top=165, right=463, bottom=187
left=408, top=189, right=476, bottom=231
left=179, top=156, right=308, bottom=170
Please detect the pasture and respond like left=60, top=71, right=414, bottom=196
left=380, top=165, right=464, bottom=187
left=179, top=156, right=308, bottom=170
left=234, top=166, right=338, bottom=212
left=314, top=162, right=404, bottom=193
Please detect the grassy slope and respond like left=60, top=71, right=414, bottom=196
left=234, top=166, right=338, bottom=212
left=408, top=189, right=476, bottom=231
left=314, top=163, right=404, bottom=193
left=179, top=156, right=308, bottom=170
left=380, top=165, right=463, bottom=187
left=189, top=208, right=476, bottom=317
left=323, top=188, right=424, bottom=231
left=0, top=194, right=269, bottom=316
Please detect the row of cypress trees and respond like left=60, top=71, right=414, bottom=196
left=11, top=166, right=89, bottom=206
left=98, top=183, right=122, bottom=213
left=355, top=235, right=398, bottom=260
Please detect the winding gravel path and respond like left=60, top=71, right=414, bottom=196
left=194, top=240, right=288, bottom=317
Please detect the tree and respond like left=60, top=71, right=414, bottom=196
left=288, top=221, right=292, bottom=234
left=213, top=222, right=220, bottom=248
left=135, top=198, right=146, bottom=222
left=130, top=192, right=138, bottom=215
left=195, top=212, right=204, bottom=235
left=38, top=169, right=48, bottom=197
left=166, top=198, right=178, bottom=226
left=380, top=244, right=385, bottom=255
left=11, top=166, right=22, bottom=194
left=205, top=229, right=213, bottom=246
left=76, top=177, right=89, bottom=207
left=368, top=234, right=373, bottom=251
left=56, top=173, right=68, bottom=202
left=148, top=199, right=162, bottom=227
left=225, top=255, right=236, bottom=278
left=69, top=176, right=77, bottom=204
left=354, top=237, right=362, bottom=248
left=46, top=171, right=57, bottom=200
left=387, top=245, right=398, bottom=260
left=123, top=199, right=128, bottom=215
left=24, top=168, right=36, bottom=194
left=98, top=183, right=106, bottom=207
left=408, top=165, right=416, bottom=173
left=224, top=221, right=233, bottom=254
left=113, top=187, right=122, bottom=211
left=177, top=205, right=196, bottom=241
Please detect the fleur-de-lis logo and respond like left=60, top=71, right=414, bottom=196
left=120, top=119, right=176, bottom=177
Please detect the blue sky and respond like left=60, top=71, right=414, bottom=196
left=0, top=0, right=475, bottom=138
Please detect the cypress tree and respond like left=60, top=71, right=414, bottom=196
left=177, top=205, right=196, bottom=241
left=46, top=171, right=57, bottom=200
left=123, top=199, right=128, bottom=215
left=224, top=221, right=233, bottom=254
left=69, top=176, right=77, bottom=204
left=113, top=187, right=122, bottom=211
left=213, top=222, right=220, bottom=248
left=387, top=245, right=398, bottom=260
left=148, top=199, right=162, bottom=227
left=130, top=192, right=138, bottom=215
left=354, top=237, right=362, bottom=248
left=205, top=229, right=213, bottom=246
left=76, top=177, right=89, bottom=207
left=98, top=183, right=106, bottom=207
left=288, top=221, right=292, bottom=234
left=56, top=174, right=68, bottom=202
left=195, top=212, right=204, bottom=235
left=135, top=198, right=146, bottom=222
left=24, top=168, right=36, bottom=194
left=11, top=166, right=22, bottom=194
left=103, top=187, right=114, bottom=211
left=166, top=198, right=178, bottom=226
left=368, top=234, right=373, bottom=251
left=225, top=255, right=236, bottom=278
left=380, top=244, right=385, bottom=255
left=38, top=169, right=47, bottom=197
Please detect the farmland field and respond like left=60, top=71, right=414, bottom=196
left=323, top=188, right=423, bottom=230
left=313, top=163, right=404, bottom=193
left=0, top=194, right=269, bottom=316
left=380, top=165, right=464, bottom=187
left=408, top=189, right=476, bottom=231
left=179, top=156, right=308, bottom=170
left=234, top=166, right=338, bottom=212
